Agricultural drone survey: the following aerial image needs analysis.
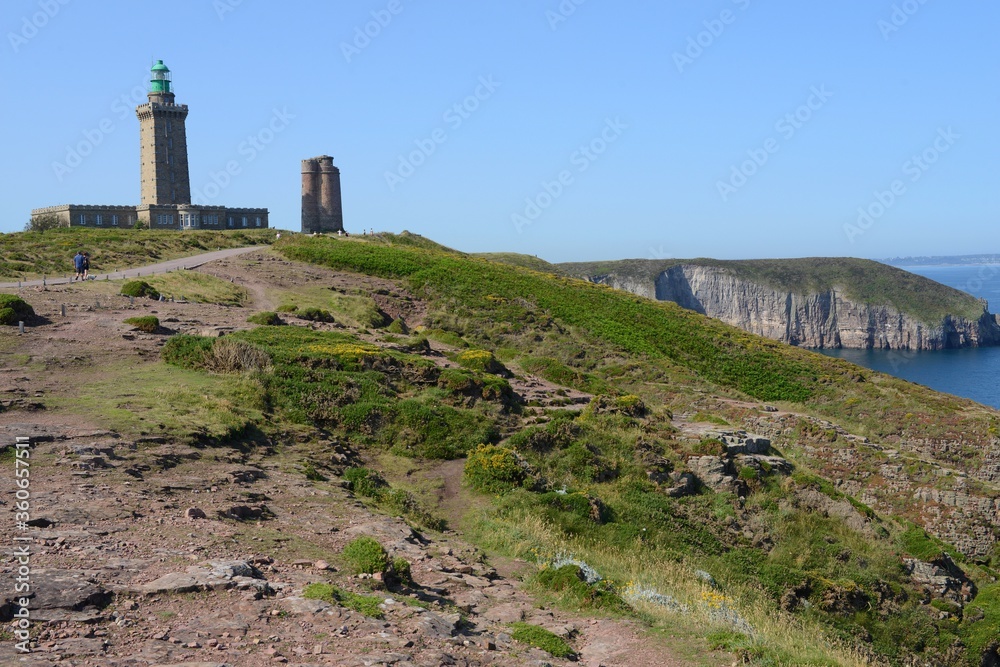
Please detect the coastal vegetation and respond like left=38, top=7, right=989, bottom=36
left=5, top=228, right=1000, bottom=664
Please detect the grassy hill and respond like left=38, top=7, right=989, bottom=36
left=0, top=227, right=275, bottom=279
left=265, top=233, right=1000, bottom=664
left=5, top=230, right=1000, bottom=665
left=559, top=256, right=986, bottom=323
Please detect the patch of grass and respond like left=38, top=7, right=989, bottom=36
left=961, top=584, right=1000, bottom=663
left=45, top=361, right=265, bottom=443
left=302, top=583, right=383, bottom=619
left=692, top=412, right=729, bottom=426
left=123, top=316, right=159, bottom=333
left=266, top=285, right=387, bottom=328
left=145, top=271, right=248, bottom=306
left=509, top=622, right=575, bottom=658
left=422, top=328, right=468, bottom=348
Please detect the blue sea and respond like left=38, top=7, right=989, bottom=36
left=819, top=264, right=1000, bottom=409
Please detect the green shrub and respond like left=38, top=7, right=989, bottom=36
left=247, top=311, right=284, bottom=326
left=507, top=415, right=580, bottom=452
left=297, top=307, right=335, bottom=322
left=276, top=303, right=298, bottom=313
left=392, top=557, right=412, bottom=584
left=0, top=295, right=34, bottom=325
left=456, top=349, right=507, bottom=375
left=464, top=444, right=528, bottom=494
left=344, top=467, right=389, bottom=498
left=539, top=491, right=595, bottom=521
left=613, top=394, right=646, bottom=417
left=509, top=622, right=575, bottom=658
left=302, top=583, right=383, bottom=618
left=693, top=438, right=726, bottom=456
left=120, top=280, right=160, bottom=299
left=585, top=394, right=647, bottom=418
left=162, top=334, right=214, bottom=369
left=535, top=564, right=627, bottom=611
left=342, top=536, right=389, bottom=575
left=386, top=318, right=408, bottom=334
left=123, top=316, right=159, bottom=333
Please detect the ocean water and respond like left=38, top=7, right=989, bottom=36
left=819, top=264, right=1000, bottom=409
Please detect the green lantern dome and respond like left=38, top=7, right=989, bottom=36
left=149, top=60, right=172, bottom=94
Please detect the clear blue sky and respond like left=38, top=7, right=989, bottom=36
left=1, top=0, right=996, bottom=263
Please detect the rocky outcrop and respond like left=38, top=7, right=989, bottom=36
left=587, top=264, right=1000, bottom=350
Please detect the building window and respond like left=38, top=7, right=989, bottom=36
left=79, top=214, right=86, bottom=225
left=95, top=214, right=102, bottom=226
left=255, top=217, right=261, bottom=227
left=228, top=217, right=234, bottom=228
left=111, top=215, right=118, bottom=226
left=241, top=216, right=248, bottom=227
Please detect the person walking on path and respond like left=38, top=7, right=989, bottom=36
left=82, top=252, right=91, bottom=280
left=73, top=251, right=85, bottom=281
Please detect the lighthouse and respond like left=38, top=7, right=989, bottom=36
left=136, top=60, right=191, bottom=206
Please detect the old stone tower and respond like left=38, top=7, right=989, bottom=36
left=301, top=156, right=343, bottom=233
left=136, top=60, right=191, bottom=206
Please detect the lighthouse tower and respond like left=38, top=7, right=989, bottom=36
left=136, top=60, right=191, bottom=206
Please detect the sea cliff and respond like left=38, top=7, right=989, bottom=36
left=572, top=261, right=1000, bottom=350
